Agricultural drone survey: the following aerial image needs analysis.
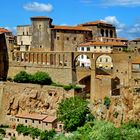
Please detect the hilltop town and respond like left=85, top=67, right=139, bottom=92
left=0, top=16, right=140, bottom=139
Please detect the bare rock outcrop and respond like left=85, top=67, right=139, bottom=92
left=91, top=89, right=140, bottom=126
left=2, top=82, right=74, bottom=118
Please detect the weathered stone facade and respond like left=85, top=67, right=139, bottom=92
left=17, top=16, right=117, bottom=52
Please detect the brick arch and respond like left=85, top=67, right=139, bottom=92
left=73, top=52, right=93, bottom=68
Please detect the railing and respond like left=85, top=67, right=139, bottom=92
left=11, top=51, right=72, bottom=68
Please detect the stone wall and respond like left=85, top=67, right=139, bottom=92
left=0, top=82, right=74, bottom=124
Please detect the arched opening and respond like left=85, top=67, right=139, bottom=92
left=111, top=77, right=120, bottom=96
left=96, top=54, right=113, bottom=75
left=75, top=54, right=91, bottom=68
left=106, top=30, right=109, bottom=37
left=101, top=29, right=104, bottom=37
left=78, top=75, right=91, bottom=99
left=110, top=30, right=113, bottom=38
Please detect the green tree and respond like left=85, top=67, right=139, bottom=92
left=32, top=71, right=52, bottom=85
left=57, top=96, right=91, bottom=132
left=40, top=129, right=56, bottom=140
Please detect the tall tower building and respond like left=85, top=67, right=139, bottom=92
left=31, top=16, right=53, bottom=51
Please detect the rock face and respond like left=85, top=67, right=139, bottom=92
left=91, top=89, right=140, bottom=126
left=0, top=82, right=74, bottom=123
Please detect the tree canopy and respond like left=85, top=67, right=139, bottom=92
left=57, top=96, right=92, bottom=132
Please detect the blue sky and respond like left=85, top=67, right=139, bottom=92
left=0, top=0, right=140, bottom=39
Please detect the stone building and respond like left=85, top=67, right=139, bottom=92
left=131, top=56, right=140, bottom=91
left=128, top=38, right=140, bottom=52
left=16, top=16, right=118, bottom=52
left=9, top=113, right=61, bottom=131
left=77, top=38, right=127, bottom=69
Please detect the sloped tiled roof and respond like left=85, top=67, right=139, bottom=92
left=43, top=116, right=57, bottom=123
left=79, top=20, right=113, bottom=26
left=15, top=114, right=47, bottom=120
left=51, top=26, right=92, bottom=31
left=95, top=36, right=128, bottom=41
left=0, top=28, right=11, bottom=33
left=79, top=41, right=127, bottom=46
left=132, top=57, right=140, bottom=64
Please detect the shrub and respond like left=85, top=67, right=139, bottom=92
left=40, top=129, right=56, bottom=140
left=0, top=128, right=6, bottom=136
left=113, top=111, right=119, bottom=118
left=13, top=71, right=31, bottom=83
left=7, top=77, right=13, bottom=82
left=63, top=85, right=72, bottom=91
left=32, top=71, right=52, bottom=85
left=104, top=96, right=111, bottom=109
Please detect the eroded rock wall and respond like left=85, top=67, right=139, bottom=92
left=91, top=89, right=140, bottom=126
left=0, top=82, right=74, bottom=124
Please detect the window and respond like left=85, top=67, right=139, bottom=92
left=94, top=46, right=96, bottom=49
left=100, top=46, right=102, bottom=49
left=46, top=123, right=48, bottom=126
left=106, top=58, right=108, bottom=62
left=39, top=25, right=41, bottom=29
left=27, top=32, right=28, bottom=35
left=21, top=41, right=23, bottom=45
left=81, top=55, right=84, bottom=59
left=57, top=37, right=60, bottom=40
left=106, top=46, right=108, bottom=49
left=17, top=119, right=19, bottom=122
left=100, top=58, right=102, bottom=62
left=66, top=37, right=69, bottom=41
left=39, top=121, right=41, bottom=124
left=81, top=47, right=84, bottom=51
left=74, top=37, right=76, bottom=41
left=32, top=120, right=34, bottom=123
left=87, top=47, right=90, bottom=51
left=23, top=32, right=24, bottom=35
left=59, top=125, right=62, bottom=129
left=25, top=120, right=27, bottom=123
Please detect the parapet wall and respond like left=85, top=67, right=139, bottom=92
left=8, top=51, right=74, bottom=85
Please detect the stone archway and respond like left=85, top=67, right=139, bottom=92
left=95, top=54, right=113, bottom=75
left=78, top=75, right=91, bottom=99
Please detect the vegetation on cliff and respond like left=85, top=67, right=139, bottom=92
left=57, top=96, right=94, bottom=132
left=16, top=124, right=56, bottom=139
left=53, top=120, right=140, bottom=140
left=12, top=71, right=82, bottom=91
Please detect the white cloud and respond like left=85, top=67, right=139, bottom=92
left=126, top=23, right=140, bottom=39
left=101, top=16, right=140, bottom=39
left=102, top=16, right=125, bottom=33
left=102, top=0, right=140, bottom=7
left=5, top=27, right=16, bottom=35
left=23, top=2, right=53, bottom=12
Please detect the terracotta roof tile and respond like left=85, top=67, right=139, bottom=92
left=94, top=36, right=128, bottom=41
left=130, top=38, right=140, bottom=42
left=79, top=41, right=127, bottom=46
left=15, top=114, right=47, bottom=120
left=51, top=26, right=92, bottom=31
left=132, top=57, right=140, bottom=64
left=43, top=116, right=57, bottom=123
left=79, top=20, right=113, bottom=26
left=0, top=28, right=11, bottom=33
